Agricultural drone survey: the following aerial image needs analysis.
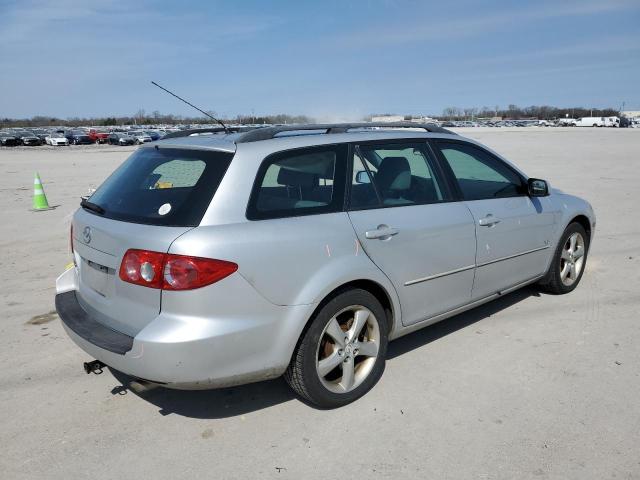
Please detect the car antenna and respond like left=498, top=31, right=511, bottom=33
left=150, top=81, right=229, bottom=133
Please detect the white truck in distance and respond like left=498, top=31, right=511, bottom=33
left=574, top=116, right=619, bottom=127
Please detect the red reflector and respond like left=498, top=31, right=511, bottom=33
left=119, top=249, right=237, bottom=290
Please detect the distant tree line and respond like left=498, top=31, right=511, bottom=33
left=0, top=110, right=314, bottom=128
left=1, top=105, right=623, bottom=128
left=439, top=104, right=619, bottom=121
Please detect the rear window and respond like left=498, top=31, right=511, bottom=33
left=86, top=147, right=233, bottom=226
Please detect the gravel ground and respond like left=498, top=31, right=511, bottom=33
left=1, top=128, right=639, bottom=479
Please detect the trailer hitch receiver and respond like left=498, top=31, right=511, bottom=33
left=83, top=360, right=106, bottom=375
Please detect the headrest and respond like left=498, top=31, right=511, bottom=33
left=277, top=168, right=318, bottom=188
left=376, top=156, right=411, bottom=191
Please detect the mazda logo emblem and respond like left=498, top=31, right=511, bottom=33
left=83, top=226, right=92, bottom=244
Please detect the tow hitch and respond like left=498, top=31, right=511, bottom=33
left=83, top=359, right=106, bottom=374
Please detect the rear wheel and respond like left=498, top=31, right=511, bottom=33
left=285, top=289, right=388, bottom=408
left=540, top=222, right=589, bottom=294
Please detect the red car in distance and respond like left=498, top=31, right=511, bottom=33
left=88, top=128, right=110, bottom=144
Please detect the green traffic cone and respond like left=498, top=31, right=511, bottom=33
left=32, top=172, right=53, bottom=211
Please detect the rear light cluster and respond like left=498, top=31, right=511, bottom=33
left=119, top=249, right=237, bottom=290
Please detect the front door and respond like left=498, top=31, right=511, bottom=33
left=434, top=140, right=556, bottom=299
left=347, top=141, right=477, bottom=326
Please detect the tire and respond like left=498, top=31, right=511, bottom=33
left=540, top=222, right=589, bottom=294
left=285, top=288, right=389, bottom=408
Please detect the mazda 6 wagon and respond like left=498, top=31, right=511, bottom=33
left=56, top=123, right=595, bottom=408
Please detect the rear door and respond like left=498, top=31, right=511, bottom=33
left=73, top=146, right=233, bottom=336
left=434, top=139, right=556, bottom=299
left=347, top=141, right=477, bottom=326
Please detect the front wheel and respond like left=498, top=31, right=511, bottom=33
left=540, top=222, right=589, bottom=294
left=285, top=289, right=389, bottom=408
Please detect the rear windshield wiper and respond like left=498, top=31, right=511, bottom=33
left=80, top=198, right=105, bottom=215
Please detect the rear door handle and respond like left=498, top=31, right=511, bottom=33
left=365, top=225, right=399, bottom=240
left=478, top=215, right=501, bottom=227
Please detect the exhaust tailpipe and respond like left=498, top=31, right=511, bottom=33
left=129, top=379, right=160, bottom=394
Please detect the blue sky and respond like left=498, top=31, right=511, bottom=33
left=0, top=0, right=638, bottom=119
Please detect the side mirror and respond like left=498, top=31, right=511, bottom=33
left=528, top=178, right=549, bottom=197
left=355, top=170, right=371, bottom=184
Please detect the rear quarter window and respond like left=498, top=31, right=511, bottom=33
left=247, top=144, right=348, bottom=220
left=87, top=147, right=233, bottom=226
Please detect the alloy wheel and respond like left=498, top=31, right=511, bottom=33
left=315, top=305, right=380, bottom=394
left=560, top=232, right=585, bottom=286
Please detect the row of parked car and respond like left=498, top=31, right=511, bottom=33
left=442, top=116, right=640, bottom=128
left=0, top=127, right=170, bottom=147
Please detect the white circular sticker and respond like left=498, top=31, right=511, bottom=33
left=158, top=203, right=172, bottom=215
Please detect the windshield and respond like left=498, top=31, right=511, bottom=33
left=86, top=147, right=233, bottom=226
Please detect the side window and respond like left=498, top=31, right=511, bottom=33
left=350, top=143, right=444, bottom=209
left=350, top=152, right=380, bottom=208
left=437, top=142, right=524, bottom=200
left=248, top=144, right=346, bottom=220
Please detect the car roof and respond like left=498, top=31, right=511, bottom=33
left=148, top=123, right=459, bottom=154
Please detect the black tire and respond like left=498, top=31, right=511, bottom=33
left=540, top=222, right=589, bottom=294
left=285, top=288, right=389, bottom=408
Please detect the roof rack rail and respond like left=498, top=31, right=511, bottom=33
left=235, top=122, right=455, bottom=143
left=162, top=126, right=255, bottom=140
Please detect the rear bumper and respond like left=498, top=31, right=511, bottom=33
left=56, top=291, right=133, bottom=355
left=55, top=267, right=316, bottom=389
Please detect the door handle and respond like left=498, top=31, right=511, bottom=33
left=478, top=215, right=501, bottom=227
left=365, top=225, right=399, bottom=240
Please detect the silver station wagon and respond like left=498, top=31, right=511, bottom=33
left=56, top=123, right=595, bottom=408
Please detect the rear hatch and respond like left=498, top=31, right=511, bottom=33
left=72, top=145, right=234, bottom=336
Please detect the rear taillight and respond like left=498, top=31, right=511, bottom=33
left=119, top=249, right=165, bottom=288
left=118, top=249, right=237, bottom=290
